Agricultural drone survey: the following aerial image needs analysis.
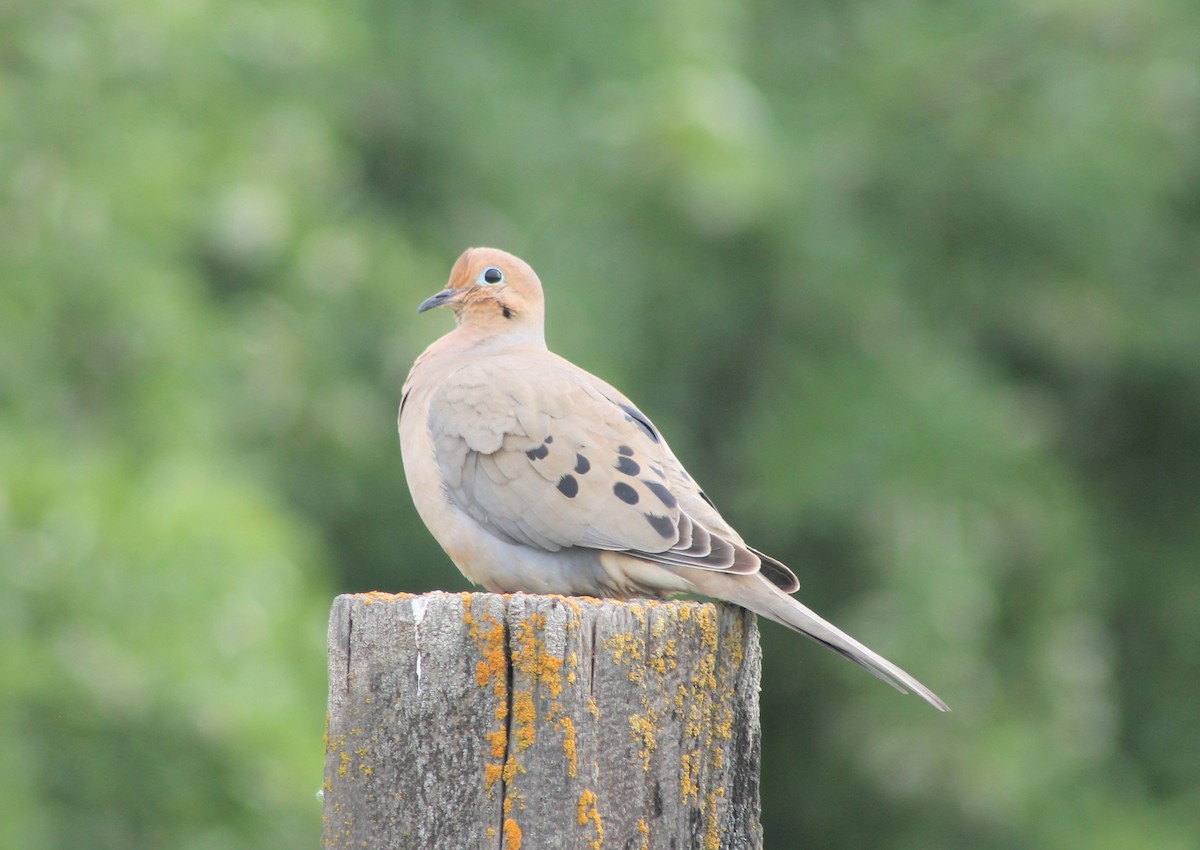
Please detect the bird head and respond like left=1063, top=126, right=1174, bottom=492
left=417, top=248, right=546, bottom=338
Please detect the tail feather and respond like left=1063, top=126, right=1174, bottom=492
left=684, top=569, right=950, bottom=712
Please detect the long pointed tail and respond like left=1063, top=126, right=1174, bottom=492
left=685, top=570, right=950, bottom=712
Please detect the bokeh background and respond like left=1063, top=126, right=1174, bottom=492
left=3, top=1, right=1199, bottom=847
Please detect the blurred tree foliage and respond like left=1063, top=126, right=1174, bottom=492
left=2, top=0, right=1198, bottom=847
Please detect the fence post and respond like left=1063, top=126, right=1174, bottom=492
left=322, top=591, right=762, bottom=849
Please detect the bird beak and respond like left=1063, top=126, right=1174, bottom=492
left=417, top=288, right=461, bottom=314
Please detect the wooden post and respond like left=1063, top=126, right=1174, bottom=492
left=322, top=591, right=762, bottom=850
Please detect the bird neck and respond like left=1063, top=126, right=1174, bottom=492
left=445, top=322, right=548, bottom=355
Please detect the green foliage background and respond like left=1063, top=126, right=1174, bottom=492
left=3, top=0, right=1198, bottom=847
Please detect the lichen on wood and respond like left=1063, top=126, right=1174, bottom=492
left=322, top=591, right=763, bottom=849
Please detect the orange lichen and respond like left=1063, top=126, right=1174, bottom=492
left=637, top=818, right=650, bottom=850
left=683, top=691, right=704, bottom=739
left=559, top=715, right=578, bottom=778
left=558, top=594, right=584, bottom=613
left=696, top=604, right=719, bottom=649
left=465, top=601, right=512, bottom=798
left=647, top=630, right=679, bottom=676
left=355, top=590, right=406, bottom=604
left=513, top=690, right=537, bottom=750
left=502, top=753, right=522, bottom=785
left=702, top=787, right=725, bottom=850
left=725, top=616, right=746, bottom=669
left=649, top=614, right=666, bottom=639
left=694, top=650, right=717, bottom=692
left=512, top=615, right=564, bottom=697
left=467, top=609, right=508, bottom=703
left=503, top=817, right=522, bottom=849
left=604, top=630, right=644, bottom=666
left=484, top=762, right=503, bottom=791
left=629, top=712, right=658, bottom=772
left=577, top=789, right=604, bottom=849
left=487, top=728, right=508, bottom=760
left=680, top=750, right=699, bottom=803
left=714, top=705, right=735, bottom=742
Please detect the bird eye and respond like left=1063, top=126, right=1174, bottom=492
left=479, top=266, right=504, bottom=286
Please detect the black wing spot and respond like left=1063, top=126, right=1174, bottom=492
left=612, top=482, right=639, bottom=505
left=642, top=480, right=677, bottom=509
left=698, top=490, right=716, bottom=509
left=526, top=444, right=549, bottom=461
left=649, top=465, right=666, bottom=479
left=615, top=456, right=641, bottom=476
left=619, top=403, right=660, bottom=443
left=617, top=445, right=634, bottom=456
left=557, top=474, right=579, bottom=498
left=574, top=454, right=591, bottom=474
left=544, top=435, right=554, bottom=443
left=644, top=513, right=675, bottom=539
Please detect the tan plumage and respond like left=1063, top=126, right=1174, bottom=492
left=399, top=247, right=948, bottom=711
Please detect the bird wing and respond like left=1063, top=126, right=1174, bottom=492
left=425, top=350, right=795, bottom=585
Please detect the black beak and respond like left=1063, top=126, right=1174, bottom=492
left=417, top=288, right=460, bottom=314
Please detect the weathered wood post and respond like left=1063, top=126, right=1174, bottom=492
left=322, top=591, right=762, bottom=849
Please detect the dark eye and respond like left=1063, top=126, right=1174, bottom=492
left=480, top=266, right=504, bottom=285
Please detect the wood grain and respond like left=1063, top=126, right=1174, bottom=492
left=323, top=592, right=762, bottom=850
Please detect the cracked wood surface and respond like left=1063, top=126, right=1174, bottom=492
left=322, top=592, right=763, bottom=850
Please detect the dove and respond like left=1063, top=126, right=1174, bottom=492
left=399, top=247, right=948, bottom=711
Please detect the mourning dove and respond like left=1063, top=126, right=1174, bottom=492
left=399, top=248, right=948, bottom=711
